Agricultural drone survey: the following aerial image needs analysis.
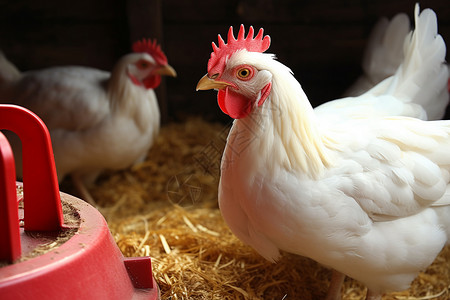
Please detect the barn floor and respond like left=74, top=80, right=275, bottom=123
left=88, top=117, right=450, bottom=300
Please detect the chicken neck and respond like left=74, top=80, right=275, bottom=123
left=234, top=60, right=332, bottom=178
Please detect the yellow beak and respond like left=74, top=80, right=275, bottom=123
left=156, top=64, right=177, bottom=77
left=196, top=74, right=232, bottom=91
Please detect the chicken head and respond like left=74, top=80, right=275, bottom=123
left=128, top=39, right=176, bottom=89
left=196, top=26, right=273, bottom=119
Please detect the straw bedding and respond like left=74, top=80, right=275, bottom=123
left=88, top=117, right=450, bottom=300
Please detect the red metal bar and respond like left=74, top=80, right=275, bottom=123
left=0, top=105, right=63, bottom=231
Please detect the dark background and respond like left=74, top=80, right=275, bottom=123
left=0, top=0, right=449, bottom=124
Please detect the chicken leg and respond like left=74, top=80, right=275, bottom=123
left=366, top=290, right=382, bottom=300
left=71, top=173, right=97, bottom=207
left=325, top=270, right=345, bottom=300
left=325, top=270, right=382, bottom=300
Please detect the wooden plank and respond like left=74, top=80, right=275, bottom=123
left=0, top=1, right=128, bottom=70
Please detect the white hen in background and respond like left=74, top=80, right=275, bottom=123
left=197, top=5, right=449, bottom=300
left=0, top=39, right=176, bottom=204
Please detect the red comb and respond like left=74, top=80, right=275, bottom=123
left=132, top=38, right=168, bottom=65
left=208, top=25, right=271, bottom=74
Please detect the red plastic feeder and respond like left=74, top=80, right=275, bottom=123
left=0, top=105, right=159, bottom=299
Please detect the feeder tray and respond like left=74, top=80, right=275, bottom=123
left=0, top=104, right=159, bottom=299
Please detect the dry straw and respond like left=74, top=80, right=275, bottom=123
left=89, top=117, right=450, bottom=300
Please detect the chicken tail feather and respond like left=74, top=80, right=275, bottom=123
left=372, top=4, right=449, bottom=120
left=344, top=13, right=410, bottom=97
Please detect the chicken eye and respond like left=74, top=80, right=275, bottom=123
left=236, top=66, right=254, bottom=81
left=137, top=60, right=150, bottom=69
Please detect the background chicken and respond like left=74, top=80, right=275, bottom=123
left=0, top=39, right=176, bottom=204
left=197, top=5, right=449, bottom=300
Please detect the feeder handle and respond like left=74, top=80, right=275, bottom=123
left=0, top=132, right=21, bottom=262
left=0, top=104, right=63, bottom=231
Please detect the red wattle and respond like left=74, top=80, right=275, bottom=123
left=218, top=89, right=229, bottom=116
left=142, top=75, right=161, bottom=89
left=217, top=88, right=252, bottom=119
left=128, top=73, right=161, bottom=90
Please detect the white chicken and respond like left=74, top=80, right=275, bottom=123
left=197, top=5, right=449, bottom=300
left=0, top=39, right=176, bottom=204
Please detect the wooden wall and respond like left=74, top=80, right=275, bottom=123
left=0, top=0, right=449, bottom=123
